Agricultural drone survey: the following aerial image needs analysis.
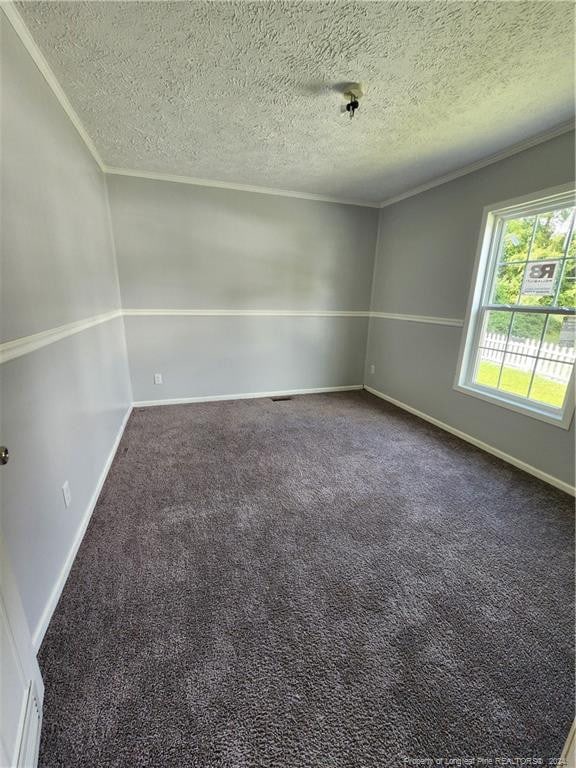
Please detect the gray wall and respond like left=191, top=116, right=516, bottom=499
left=108, top=175, right=378, bottom=401
left=123, top=315, right=367, bottom=402
left=2, top=2, right=573, bottom=649
left=366, top=131, right=575, bottom=488
left=0, top=14, right=132, bottom=640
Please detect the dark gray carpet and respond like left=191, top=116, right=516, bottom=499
left=38, top=391, right=574, bottom=767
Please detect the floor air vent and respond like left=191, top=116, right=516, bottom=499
left=271, top=396, right=293, bottom=402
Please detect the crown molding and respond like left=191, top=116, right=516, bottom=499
left=379, top=120, right=575, bottom=208
left=1, top=1, right=105, bottom=171
left=66, top=118, right=576, bottom=209
left=103, top=166, right=380, bottom=208
left=4, top=0, right=572, bottom=211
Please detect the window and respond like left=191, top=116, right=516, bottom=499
left=456, top=184, right=576, bottom=429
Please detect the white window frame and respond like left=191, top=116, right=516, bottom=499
left=455, top=183, right=576, bottom=430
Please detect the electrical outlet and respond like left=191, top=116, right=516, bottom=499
left=369, top=364, right=376, bottom=375
left=62, top=481, right=72, bottom=508
left=154, top=373, right=163, bottom=385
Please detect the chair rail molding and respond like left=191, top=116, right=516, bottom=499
left=0, top=310, right=470, bottom=365
left=122, top=309, right=370, bottom=318
left=370, top=312, right=464, bottom=327
left=0, top=311, right=123, bottom=364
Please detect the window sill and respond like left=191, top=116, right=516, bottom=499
left=454, top=381, right=574, bottom=430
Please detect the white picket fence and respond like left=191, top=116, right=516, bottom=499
left=481, top=332, right=575, bottom=382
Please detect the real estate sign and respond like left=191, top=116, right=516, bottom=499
left=521, top=260, right=559, bottom=296
left=559, top=316, right=576, bottom=347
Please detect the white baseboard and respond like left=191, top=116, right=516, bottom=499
left=31, top=405, right=133, bottom=652
left=133, top=384, right=363, bottom=408
left=364, top=386, right=575, bottom=497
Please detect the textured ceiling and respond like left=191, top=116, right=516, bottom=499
left=17, top=1, right=575, bottom=204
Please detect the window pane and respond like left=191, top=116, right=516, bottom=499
left=507, top=312, right=546, bottom=355
left=499, top=354, right=536, bottom=397
left=491, top=263, right=523, bottom=305
left=568, top=230, right=576, bottom=259
left=529, top=360, right=572, bottom=408
left=474, top=348, right=503, bottom=388
left=557, top=259, right=576, bottom=309
left=501, top=216, right=536, bottom=263
left=529, top=209, right=573, bottom=260
left=539, top=315, right=576, bottom=363
left=482, top=310, right=512, bottom=341
left=558, top=315, right=576, bottom=349
left=518, top=293, right=554, bottom=308
left=544, top=314, right=564, bottom=344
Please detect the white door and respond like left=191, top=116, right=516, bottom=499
left=0, top=446, right=44, bottom=768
